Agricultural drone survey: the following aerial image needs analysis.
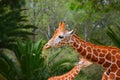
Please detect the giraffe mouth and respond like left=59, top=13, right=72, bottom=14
left=43, top=44, right=52, bottom=50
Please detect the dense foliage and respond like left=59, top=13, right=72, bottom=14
left=0, top=0, right=120, bottom=80
left=0, top=40, right=79, bottom=80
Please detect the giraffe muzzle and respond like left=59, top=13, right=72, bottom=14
left=43, top=43, right=51, bottom=50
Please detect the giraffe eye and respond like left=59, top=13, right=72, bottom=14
left=58, top=35, right=64, bottom=39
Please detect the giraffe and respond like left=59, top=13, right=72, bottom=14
left=48, top=58, right=92, bottom=80
left=43, top=22, right=120, bottom=80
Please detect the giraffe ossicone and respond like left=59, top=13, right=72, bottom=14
left=48, top=58, right=92, bottom=80
left=43, top=22, right=120, bottom=80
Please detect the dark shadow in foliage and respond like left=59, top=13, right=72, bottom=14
left=0, top=9, right=37, bottom=49
left=106, top=26, right=120, bottom=48
left=0, top=0, right=37, bottom=50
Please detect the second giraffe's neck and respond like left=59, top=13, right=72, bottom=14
left=48, top=64, right=80, bottom=80
left=48, top=58, right=92, bottom=80
left=68, top=34, right=112, bottom=68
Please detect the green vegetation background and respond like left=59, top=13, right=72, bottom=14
left=0, top=0, right=120, bottom=80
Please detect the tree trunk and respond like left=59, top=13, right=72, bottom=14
left=84, top=21, right=89, bottom=41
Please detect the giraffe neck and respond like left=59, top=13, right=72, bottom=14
left=68, top=34, right=113, bottom=69
left=48, top=59, right=92, bottom=80
left=48, top=65, right=81, bottom=80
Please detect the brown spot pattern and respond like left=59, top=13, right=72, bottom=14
left=98, top=58, right=105, bottom=64
left=106, top=53, right=111, bottom=61
left=103, top=61, right=111, bottom=68
left=109, top=73, right=115, bottom=79
left=106, top=69, right=110, bottom=75
left=81, top=49, right=87, bottom=56
left=116, top=69, right=120, bottom=76
left=70, top=34, right=120, bottom=80
left=86, top=53, right=92, bottom=60
left=102, top=49, right=107, bottom=53
left=111, top=50, right=117, bottom=55
left=102, top=74, right=108, bottom=80
left=112, top=56, right=116, bottom=62
left=116, top=53, right=120, bottom=59
left=93, top=49, right=98, bottom=56
left=81, top=43, right=86, bottom=47
left=116, top=77, right=120, bottom=80
left=111, top=64, right=117, bottom=72
left=75, top=39, right=79, bottom=43
left=99, top=52, right=105, bottom=57
left=97, top=48, right=101, bottom=52
left=73, top=42, right=78, bottom=48
left=117, top=60, right=120, bottom=68
left=77, top=46, right=83, bottom=52
left=91, top=55, right=98, bottom=62
left=87, top=47, right=91, bottom=52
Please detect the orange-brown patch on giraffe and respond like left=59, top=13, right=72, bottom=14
left=73, top=42, right=78, bottom=48
left=65, top=76, right=69, bottom=79
left=97, top=48, right=101, bottom=52
left=106, top=53, right=111, bottom=61
left=86, top=53, right=92, bottom=60
left=112, top=55, right=116, bottom=62
left=116, top=77, right=120, bottom=80
left=87, top=47, right=92, bottom=52
left=93, top=49, right=98, bottom=56
left=109, top=73, right=115, bottom=79
left=117, top=60, right=120, bottom=68
left=116, top=69, right=120, bottom=76
left=102, top=49, right=107, bottom=54
left=111, top=64, right=117, bottom=72
left=106, top=69, right=110, bottom=75
left=111, top=50, right=117, bottom=55
left=116, top=53, right=120, bottom=59
left=75, top=69, right=79, bottom=73
left=99, top=52, right=105, bottom=57
left=81, top=43, right=86, bottom=47
left=103, top=61, right=111, bottom=68
left=81, top=49, right=87, bottom=56
left=68, top=77, right=70, bottom=79
left=98, top=58, right=105, bottom=64
left=71, top=76, right=74, bottom=80
left=102, top=74, right=108, bottom=80
left=77, top=46, right=83, bottom=52
left=61, top=77, right=64, bottom=80
left=91, top=55, right=98, bottom=62
left=75, top=39, right=79, bottom=44
left=73, top=72, right=77, bottom=77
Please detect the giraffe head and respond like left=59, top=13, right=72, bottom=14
left=43, top=22, right=74, bottom=50
left=78, top=58, right=92, bottom=68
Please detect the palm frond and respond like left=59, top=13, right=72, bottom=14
left=106, top=26, right=120, bottom=48
left=0, top=8, right=37, bottom=49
